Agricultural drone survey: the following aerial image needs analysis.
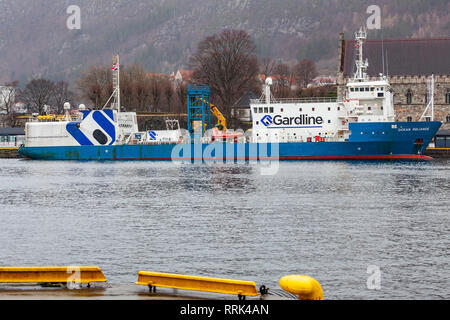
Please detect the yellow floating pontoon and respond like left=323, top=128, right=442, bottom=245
left=136, top=271, right=259, bottom=299
left=0, top=266, right=107, bottom=285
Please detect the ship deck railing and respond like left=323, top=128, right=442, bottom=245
left=0, top=142, right=22, bottom=148
left=250, top=97, right=340, bottom=104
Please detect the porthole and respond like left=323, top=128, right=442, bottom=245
left=93, top=129, right=108, bottom=145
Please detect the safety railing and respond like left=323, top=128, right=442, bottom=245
left=250, top=97, right=339, bottom=104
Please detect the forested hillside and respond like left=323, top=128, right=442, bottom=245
left=0, top=0, right=448, bottom=84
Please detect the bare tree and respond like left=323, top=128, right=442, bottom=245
left=190, top=30, right=260, bottom=124
left=77, top=65, right=113, bottom=108
left=76, top=63, right=179, bottom=113
left=1, top=81, right=19, bottom=126
left=259, top=57, right=277, bottom=77
left=134, top=76, right=152, bottom=112
left=149, top=75, right=163, bottom=112
left=272, top=63, right=295, bottom=98
left=19, top=79, right=56, bottom=115
left=53, top=81, right=74, bottom=113
left=175, top=83, right=187, bottom=114
left=163, top=80, right=174, bottom=113
left=294, top=59, right=318, bottom=88
left=120, top=63, right=151, bottom=110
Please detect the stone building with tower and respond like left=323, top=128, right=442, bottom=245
left=337, top=34, right=450, bottom=130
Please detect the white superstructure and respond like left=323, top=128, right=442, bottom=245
left=250, top=27, right=396, bottom=143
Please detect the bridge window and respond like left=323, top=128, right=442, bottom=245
left=253, top=107, right=257, bottom=113
left=269, top=107, right=274, bottom=113
left=350, top=88, right=354, bottom=92
left=406, top=90, right=412, bottom=104
left=365, top=87, right=369, bottom=92
left=264, top=107, right=268, bottom=113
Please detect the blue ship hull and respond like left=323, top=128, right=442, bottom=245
left=19, top=122, right=442, bottom=161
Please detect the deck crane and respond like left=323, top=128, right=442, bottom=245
left=189, top=86, right=242, bottom=142
left=197, top=97, right=227, bottom=131
left=208, top=103, right=244, bottom=142
left=209, top=103, right=227, bottom=131
left=199, top=98, right=244, bottom=142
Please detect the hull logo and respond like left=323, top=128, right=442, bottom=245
left=148, top=131, right=157, bottom=140
left=260, top=114, right=324, bottom=128
left=261, top=115, right=273, bottom=127
left=67, top=110, right=116, bottom=146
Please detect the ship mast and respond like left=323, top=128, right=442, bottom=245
left=112, top=54, right=121, bottom=112
left=420, top=74, right=435, bottom=121
left=102, top=54, right=121, bottom=112
left=354, top=27, right=369, bottom=82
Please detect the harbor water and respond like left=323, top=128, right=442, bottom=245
left=0, top=159, right=448, bottom=299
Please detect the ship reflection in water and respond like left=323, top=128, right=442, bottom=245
left=0, top=159, right=448, bottom=299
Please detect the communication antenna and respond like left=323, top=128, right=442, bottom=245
left=265, top=77, right=273, bottom=104
left=63, top=102, right=71, bottom=121
left=381, top=30, right=385, bottom=76
left=386, top=49, right=389, bottom=77
left=260, top=77, right=275, bottom=104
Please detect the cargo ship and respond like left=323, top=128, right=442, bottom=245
left=19, top=28, right=441, bottom=161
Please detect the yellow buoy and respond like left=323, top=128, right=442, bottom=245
left=280, top=275, right=324, bottom=300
